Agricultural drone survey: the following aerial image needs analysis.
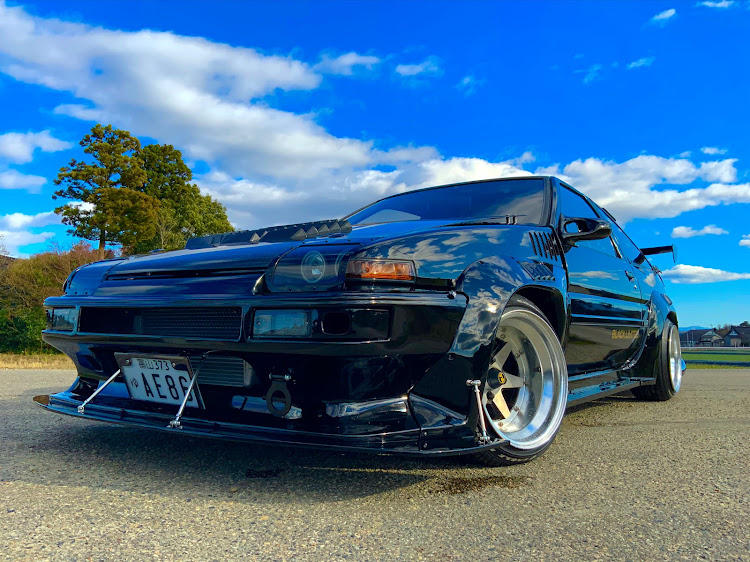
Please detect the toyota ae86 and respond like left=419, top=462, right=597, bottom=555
left=36, top=176, right=684, bottom=465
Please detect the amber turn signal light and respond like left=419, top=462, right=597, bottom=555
left=346, top=259, right=416, bottom=282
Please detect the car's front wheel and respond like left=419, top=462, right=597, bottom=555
left=473, top=295, right=568, bottom=466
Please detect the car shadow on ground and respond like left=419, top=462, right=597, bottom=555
left=3, top=387, right=532, bottom=503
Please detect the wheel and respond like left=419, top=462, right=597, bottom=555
left=473, top=295, right=568, bottom=466
left=632, top=320, right=682, bottom=401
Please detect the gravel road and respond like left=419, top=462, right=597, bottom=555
left=1, top=369, right=748, bottom=561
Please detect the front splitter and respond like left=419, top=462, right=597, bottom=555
left=33, top=392, right=507, bottom=458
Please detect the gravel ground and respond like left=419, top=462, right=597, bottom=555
left=1, top=369, right=748, bottom=561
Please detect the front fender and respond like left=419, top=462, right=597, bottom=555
left=411, top=257, right=564, bottom=423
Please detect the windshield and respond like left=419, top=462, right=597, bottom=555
left=346, top=179, right=546, bottom=225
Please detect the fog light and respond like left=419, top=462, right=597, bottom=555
left=253, top=309, right=310, bottom=338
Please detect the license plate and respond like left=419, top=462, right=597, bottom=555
left=115, top=354, right=204, bottom=409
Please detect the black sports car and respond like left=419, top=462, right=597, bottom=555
left=36, top=176, right=684, bottom=465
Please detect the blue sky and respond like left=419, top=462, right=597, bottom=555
left=0, top=0, right=749, bottom=326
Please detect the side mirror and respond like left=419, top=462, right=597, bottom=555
left=560, top=217, right=612, bottom=244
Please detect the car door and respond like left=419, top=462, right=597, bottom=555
left=558, top=185, right=647, bottom=375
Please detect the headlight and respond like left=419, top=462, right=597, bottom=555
left=345, top=259, right=416, bottom=282
left=301, top=251, right=326, bottom=283
left=269, top=245, right=357, bottom=292
left=46, top=308, right=78, bottom=332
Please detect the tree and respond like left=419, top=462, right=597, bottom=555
left=741, top=321, right=750, bottom=327
left=0, top=242, right=102, bottom=353
left=131, top=143, right=232, bottom=253
left=53, top=124, right=155, bottom=255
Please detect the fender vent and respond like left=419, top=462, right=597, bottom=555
left=529, top=232, right=561, bottom=262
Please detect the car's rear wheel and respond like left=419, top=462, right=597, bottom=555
left=473, top=295, right=568, bottom=466
left=632, top=320, right=682, bottom=401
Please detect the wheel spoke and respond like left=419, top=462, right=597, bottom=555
left=502, top=373, right=524, bottom=389
left=492, top=343, right=513, bottom=369
left=492, top=390, right=512, bottom=419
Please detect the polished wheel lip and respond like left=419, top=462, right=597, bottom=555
left=668, top=325, right=683, bottom=392
left=482, top=307, right=567, bottom=451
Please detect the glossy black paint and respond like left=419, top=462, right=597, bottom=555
left=38, top=176, right=678, bottom=457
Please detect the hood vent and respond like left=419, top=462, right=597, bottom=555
left=186, top=219, right=353, bottom=250
left=529, top=231, right=561, bottom=262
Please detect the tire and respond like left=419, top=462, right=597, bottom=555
left=473, top=295, right=568, bottom=466
left=632, top=320, right=682, bottom=401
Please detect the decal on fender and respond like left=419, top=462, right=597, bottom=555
left=612, top=329, right=639, bottom=340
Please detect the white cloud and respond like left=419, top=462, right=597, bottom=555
left=671, top=224, right=728, bottom=238
left=578, top=64, right=603, bottom=84
left=313, top=52, right=380, bottom=75
left=0, top=169, right=47, bottom=191
left=0, top=210, right=59, bottom=230
left=679, top=151, right=692, bottom=158
left=3, top=2, right=750, bottom=236
left=627, top=57, right=655, bottom=69
left=0, top=130, right=71, bottom=163
left=0, top=229, right=56, bottom=257
left=542, top=155, right=747, bottom=222
left=650, top=8, right=677, bottom=23
left=698, top=1, right=734, bottom=7
left=0, top=2, right=381, bottom=180
left=662, top=264, right=750, bottom=284
left=456, top=75, right=483, bottom=96
left=701, top=146, right=727, bottom=155
left=395, top=57, right=442, bottom=77
left=740, top=234, right=750, bottom=248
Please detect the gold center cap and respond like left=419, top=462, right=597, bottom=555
left=498, top=371, right=507, bottom=386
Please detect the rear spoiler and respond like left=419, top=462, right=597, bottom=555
left=638, top=245, right=676, bottom=263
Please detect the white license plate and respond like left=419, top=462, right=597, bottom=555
left=115, top=354, right=204, bottom=409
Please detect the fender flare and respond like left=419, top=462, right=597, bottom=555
left=410, top=257, right=566, bottom=422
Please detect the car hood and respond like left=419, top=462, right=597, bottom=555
left=105, top=220, right=456, bottom=278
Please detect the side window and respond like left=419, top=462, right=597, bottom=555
left=609, top=220, right=644, bottom=264
left=559, top=187, right=618, bottom=257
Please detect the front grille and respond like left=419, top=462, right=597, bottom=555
left=79, top=307, right=242, bottom=340
left=190, top=355, right=249, bottom=387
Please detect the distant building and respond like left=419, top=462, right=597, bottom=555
left=723, top=326, right=750, bottom=347
left=680, top=325, right=750, bottom=347
left=680, top=329, right=710, bottom=348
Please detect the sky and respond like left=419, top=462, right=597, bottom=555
left=0, top=0, right=749, bottom=327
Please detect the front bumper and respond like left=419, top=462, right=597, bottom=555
left=38, top=292, right=499, bottom=456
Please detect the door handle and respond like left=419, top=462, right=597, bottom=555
left=625, top=271, right=635, bottom=281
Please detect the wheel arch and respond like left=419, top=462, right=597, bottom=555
left=666, top=310, right=678, bottom=327
left=513, top=285, right=567, bottom=344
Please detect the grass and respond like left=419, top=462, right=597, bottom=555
left=682, top=352, right=750, bottom=362
left=0, top=353, right=74, bottom=370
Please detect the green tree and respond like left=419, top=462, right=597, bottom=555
left=53, top=124, right=156, bottom=255
left=741, top=321, right=750, bottom=327
left=132, top=143, right=232, bottom=253
left=0, top=242, right=102, bottom=353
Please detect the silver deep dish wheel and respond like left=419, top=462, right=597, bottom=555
left=482, top=299, right=568, bottom=454
left=668, top=324, right=683, bottom=392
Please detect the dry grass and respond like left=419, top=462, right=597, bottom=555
left=0, top=353, right=74, bottom=370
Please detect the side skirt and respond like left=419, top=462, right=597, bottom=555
left=566, top=377, right=644, bottom=408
